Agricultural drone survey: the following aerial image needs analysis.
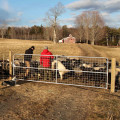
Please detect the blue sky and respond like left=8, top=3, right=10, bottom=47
left=0, top=0, right=120, bottom=28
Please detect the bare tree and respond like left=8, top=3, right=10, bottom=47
left=75, top=12, right=91, bottom=43
left=75, top=15, right=85, bottom=43
left=11, top=27, right=16, bottom=39
left=83, top=12, right=91, bottom=44
left=90, top=11, right=105, bottom=45
left=75, top=11, right=105, bottom=45
left=26, top=27, right=30, bottom=40
left=44, top=27, right=52, bottom=40
left=45, top=2, right=65, bottom=43
left=0, top=22, right=7, bottom=39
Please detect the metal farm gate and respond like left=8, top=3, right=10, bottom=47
left=13, top=54, right=108, bottom=89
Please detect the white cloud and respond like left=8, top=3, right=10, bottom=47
left=61, top=17, right=75, bottom=24
left=17, top=12, right=23, bottom=17
left=29, top=18, right=42, bottom=24
left=6, top=18, right=20, bottom=23
left=1, top=0, right=10, bottom=12
left=70, top=12, right=77, bottom=16
left=9, top=25, right=29, bottom=28
left=66, top=0, right=120, bottom=13
left=0, top=0, right=23, bottom=25
left=66, top=0, right=120, bottom=28
left=67, top=24, right=73, bottom=28
left=101, top=12, right=110, bottom=17
left=101, top=12, right=120, bottom=28
left=66, top=0, right=101, bottom=11
left=104, top=0, right=120, bottom=13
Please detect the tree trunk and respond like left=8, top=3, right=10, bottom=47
left=118, top=36, right=120, bottom=46
left=91, top=39, right=95, bottom=45
left=1, top=30, right=4, bottom=39
left=112, top=36, right=114, bottom=42
left=53, top=28, right=56, bottom=44
left=86, top=32, right=89, bottom=44
left=79, top=37, right=82, bottom=43
left=28, top=32, right=29, bottom=40
left=106, top=37, right=109, bottom=46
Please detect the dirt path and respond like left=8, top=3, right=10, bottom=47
left=77, top=44, right=107, bottom=57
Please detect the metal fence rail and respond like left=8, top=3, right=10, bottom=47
left=13, top=54, right=108, bottom=89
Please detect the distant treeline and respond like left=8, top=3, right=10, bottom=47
left=0, top=25, right=120, bottom=46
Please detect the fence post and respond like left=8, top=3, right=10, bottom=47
left=9, top=51, right=12, bottom=80
left=111, top=58, right=116, bottom=93
left=2, top=54, right=4, bottom=70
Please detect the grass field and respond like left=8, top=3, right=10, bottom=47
left=1, top=38, right=120, bottom=62
left=0, top=39, right=120, bottom=120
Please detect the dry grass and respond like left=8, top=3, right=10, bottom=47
left=0, top=38, right=120, bottom=120
left=1, top=38, right=120, bottom=62
left=0, top=82, right=120, bottom=120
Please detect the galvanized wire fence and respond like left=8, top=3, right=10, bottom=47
left=13, top=54, right=108, bottom=89
left=115, top=61, right=120, bottom=89
left=0, top=54, right=9, bottom=79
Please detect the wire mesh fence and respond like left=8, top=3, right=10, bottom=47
left=13, top=54, right=108, bottom=89
left=0, top=54, right=9, bottom=80
left=115, top=61, right=120, bottom=90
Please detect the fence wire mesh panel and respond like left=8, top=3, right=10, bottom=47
left=115, top=61, right=120, bottom=90
left=13, top=54, right=108, bottom=89
left=0, top=54, right=9, bottom=80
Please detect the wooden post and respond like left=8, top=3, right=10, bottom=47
left=9, top=51, right=12, bottom=80
left=111, top=58, right=116, bottom=93
left=2, top=54, right=4, bottom=70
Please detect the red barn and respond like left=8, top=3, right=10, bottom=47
left=59, top=34, right=76, bottom=43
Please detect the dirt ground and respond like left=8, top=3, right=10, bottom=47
left=0, top=79, right=120, bottom=120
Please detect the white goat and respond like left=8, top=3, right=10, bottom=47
left=52, top=60, right=69, bottom=80
left=80, top=63, right=93, bottom=68
left=93, top=66, right=106, bottom=71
